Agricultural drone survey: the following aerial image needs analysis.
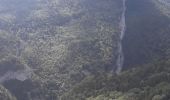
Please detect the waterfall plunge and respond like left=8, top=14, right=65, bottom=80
left=116, top=0, right=126, bottom=74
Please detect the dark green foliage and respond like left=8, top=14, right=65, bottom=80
left=61, top=60, right=170, bottom=100
left=1, top=0, right=170, bottom=100
left=0, top=0, right=123, bottom=99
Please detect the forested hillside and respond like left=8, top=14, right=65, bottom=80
left=61, top=60, right=170, bottom=100
left=62, top=0, right=170, bottom=99
left=0, top=0, right=123, bottom=99
left=0, top=0, right=170, bottom=100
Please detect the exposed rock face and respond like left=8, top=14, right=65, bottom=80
left=123, top=0, right=170, bottom=68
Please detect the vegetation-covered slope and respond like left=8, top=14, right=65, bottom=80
left=60, top=0, right=170, bottom=99
left=62, top=60, right=170, bottom=100
left=0, top=0, right=124, bottom=99
left=0, top=0, right=170, bottom=100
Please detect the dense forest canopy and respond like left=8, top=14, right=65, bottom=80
left=0, top=0, right=170, bottom=100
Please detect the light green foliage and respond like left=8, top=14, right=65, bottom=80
left=0, top=0, right=123, bottom=100
left=1, top=0, right=170, bottom=100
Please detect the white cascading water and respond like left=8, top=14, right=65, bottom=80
left=116, top=0, right=126, bottom=74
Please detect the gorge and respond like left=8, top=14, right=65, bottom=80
left=0, top=0, right=170, bottom=100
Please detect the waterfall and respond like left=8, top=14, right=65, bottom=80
left=116, top=0, right=126, bottom=74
